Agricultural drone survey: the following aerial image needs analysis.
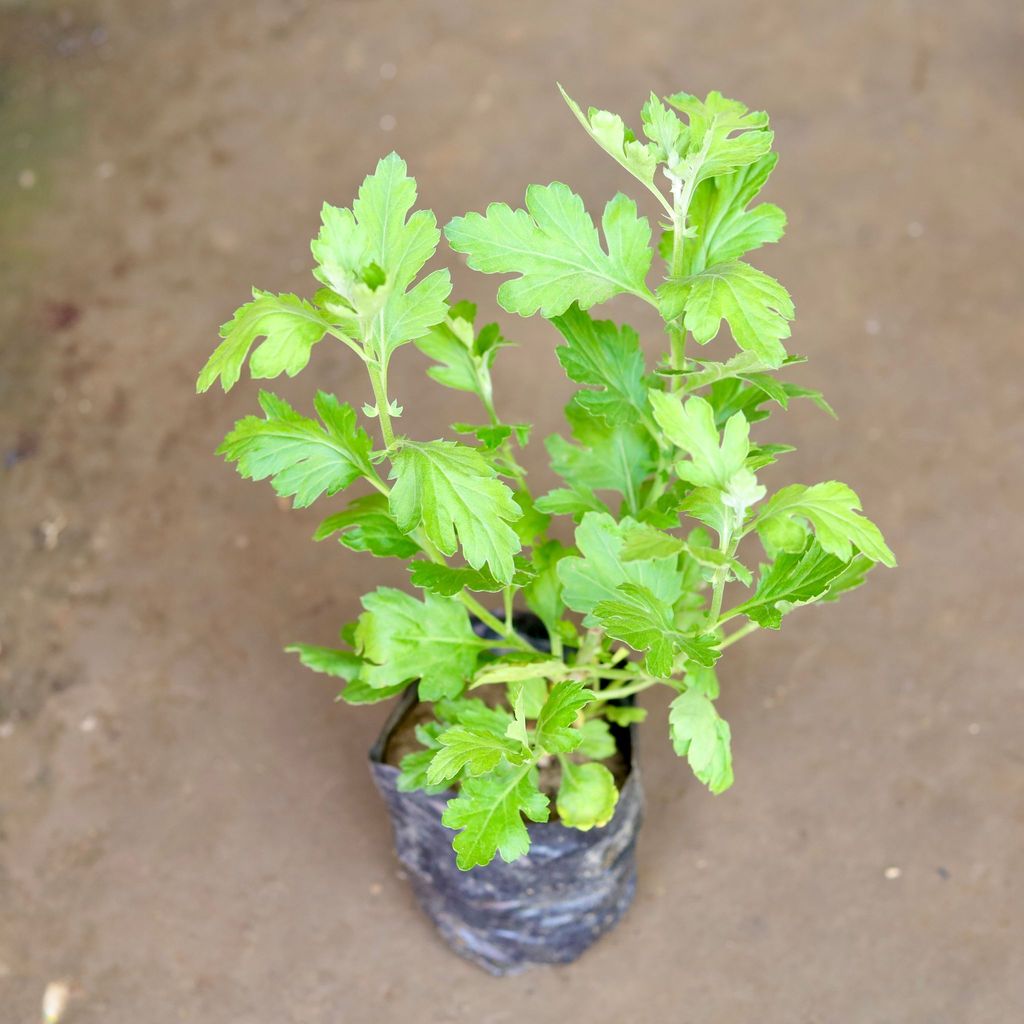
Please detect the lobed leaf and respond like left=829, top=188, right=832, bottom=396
left=445, top=184, right=653, bottom=317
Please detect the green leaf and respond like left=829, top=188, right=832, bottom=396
left=397, top=723, right=450, bottom=794
left=426, top=725, right=528, bottom=784
left=218, top=391, right=373, bottom=508
left=473, top=659, right=567, bottom=686
left=389, top=440, right=522, bottom=583
left=522, top=540, right=572, bottom=635
left=658, top=260, right=794, bottom=367
left=559, top=85, right=659, bottom=191
left=415, top=305, right=511, bottom=400
left=556, top=760, right=619, bottom=830
left=620, top=523, right=687, bottom=561
left=355, top=587, right=480, bottom=700
left=197, top=290, right=335, bottom=393
left=442, top=764, right=549, bottom=869
left=285, top=643, right=362, bottom=679
left=314, top=494, right=420, bottom=558
left=603, top=705, right=648, bottom=727
left=682, top=153, right=785, bottom=276
left=650, top=391, right=751, bottom=490
left=576, top=718, right=617, bottom=760
left=408, top=559, right=533, bottom=598
left=311, top=153, right=451, bottom=359
left=445, top=184, right=652, bottom=317
left=669, top=688, right=734, bottom=794
left=534, top=486, right=607, bottom=519
left=547, top=402, right=657, bottom=507
left=551, top=304, right=650, bottom=424
left=558, top=512, right=685, bottom=626
left=754, top=482, right=896, bottom=566
left=733, top=540, right=870, bottom=629
left=507, top=676, right=549, bottom=720
left=535, top=679, right=594, bottom=753
left=435, top=697, right=513, bottom=732
left=665, top=90, right=773, bottom=184
left=594, top=582, right=721, bottom=674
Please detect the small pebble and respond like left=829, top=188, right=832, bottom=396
left=18, top=168, right=37, bottom=189
left=936, top=866, right=950, bottom=880
left=864, top=318, right=881, bottom=336
left=79, top=714, right=98, bottom=733
left=967, top=722, right=981, bottom=735
left=0, top=721, right=14, bottom=739
left=369, top=882, right=383, bottom=896
left=884, top=866, right=901, bottom=880
left=96, top=161, right=117, bottom=179
left=379, top=114, right=396, bottom=132
left=379, top=61, right=397, bottom=80
left=907, top=221, right=924, bottom=238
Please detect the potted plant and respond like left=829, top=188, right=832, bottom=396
left=197, top=86, right=895, bottom=974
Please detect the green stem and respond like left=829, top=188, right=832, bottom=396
left=718, top=620, right=759, bottom=649
left=367, top=361, right=395, bottom=450
left=587, top=677, right=664, bottom=702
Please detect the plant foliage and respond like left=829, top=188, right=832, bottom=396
left=199, top=91, right=894, bottom=870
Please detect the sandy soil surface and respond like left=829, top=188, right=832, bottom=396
left=1, top=1, right=1022, bottom=1020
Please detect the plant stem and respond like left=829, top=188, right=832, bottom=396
left=587, top=677, right=664, bottom=702
left=718, top=620, right=759, bottom=649
left=367, top=361, right=395, bottom=450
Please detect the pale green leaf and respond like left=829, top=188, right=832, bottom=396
left=576, top=718, right=617, bottom=760
left=314, top=494, right=420, bottom=558
left=556, top=760, right=619, bottom=830
left=669, top=689, right=734, bottom=793
left=551, top=304, right=649, bottom=423
left=754, top=481, right=896, bottom=566
left=658, top=260, right=794, bottom=367
left=558, top=512, right=685, bottom=626
left=355, top=587, right=479, bottom=700
left=389, top=440, right=522, bottom=583
left=535, top=679, right=594, bottom=754
left=442, top=764, right=549, bottom=869
left=217, top=391, right=373, bottom=508
left=197, top=290, right=335, bottom=393
left=426, top=725, right=528, bottom=784
left=445, top=184, right=653, bottom=317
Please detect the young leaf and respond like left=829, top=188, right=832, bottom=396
left=442, top=764, right=550, bottom=870
left=535, top=679, right=594, bottom=753
left=197, top=290, right=336, bottom=393
left=753, top=481, right=895, bottom=567
left=218, top=391, right=373, bottom=508
left=415, top=305, right=511, bottom=400
left=507, top=676, right=549, bottom=720
left=473, top=659, right=567, bottom=686
left=603, top=705, right=648, bottom=727
left=389, top=440, right=522, bottom=583
left=285, top=643, right=362, bottom=679
left=658, top=261, right=794, bottom=367
left=546, top=402, right=657, bottom=508
left=556, top=760, right=619, bottom=830
left=665, top=90, right=773, bottom=184
left=558, top=512, right=685, bottom=625
left=576, top=718, right=617, bottom=760
left=593, top=581, right=721, bottom=674
left=733, top=540, right=869, bottom=629
left=534, top=486, right=607, bottom=519
left=559, top=85, right=660, bottom=191
left=397, top=723, right=450, bottom=795
left=669, top=688, right=734, bottom=794
left=445, top=185, right=653, bottom=317
left=408, top=559, right=533, bottom=598
left=314, top=493, right=420, bottom=558
left=311, top=153, right=451, bottom=359
left=355, top=587, right=480, bottom=700
left=681, top=153, right=785, bottom=275
left=650, top=391, right=751, bottom=489
left=426, top=725, right=529, bottom=784
left=551, top=304, right=650, bottom=424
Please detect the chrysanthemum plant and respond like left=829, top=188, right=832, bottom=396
left=197, top=87, right=895, bottom=870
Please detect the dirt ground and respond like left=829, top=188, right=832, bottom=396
left=1, top=1, right=1022, bottom=1020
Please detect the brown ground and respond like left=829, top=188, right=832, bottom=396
left=1, top=1, right=1022, bottom=1020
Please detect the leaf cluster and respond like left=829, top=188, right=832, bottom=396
left=199, top=88, right=895, bottom=870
